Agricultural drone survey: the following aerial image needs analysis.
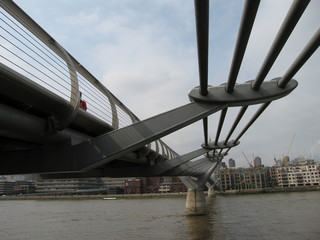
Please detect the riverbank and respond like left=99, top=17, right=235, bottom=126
left=0, top=192, right=187, bottom=200
left=217, top=185, right=320, bottom=195
left=1, top=186, right=320, bottom=200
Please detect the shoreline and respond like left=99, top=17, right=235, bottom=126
left=0, top=192, right=187, bottom=201
left=1, top=186, right=319, bottom=200
left=217, top=185, right=320, bottom=195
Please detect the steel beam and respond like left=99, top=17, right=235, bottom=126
left=39, top=148, right=213, bottom=178
left=194, top=0, right=209, bottom=96
left=252, top=0, right=310, bottom=90
left=215, top=108, right=228, bottom=145
left=202, top=117, right=208, bottom=146
left=226, top=0, right=260, bottom=93
left=195, top=161, right=219, bottom=187
left=224, top=106, right=248, bottom=144
left=78, top=102, right=226, bottom=171
left=0, top=103, right=89, bottom=145
left=278, top=28, right=320, bottom=88
left=0, top=102, right=226, bottom=175
left=189, top=78, right=298, bottom=106
left=163, top=157, right=213, bottom=177
left=145, top=148, right=212, bottom=176
left=234, top=102, right=271, bottom=143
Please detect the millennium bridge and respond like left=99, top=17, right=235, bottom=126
left=1, top=0, right=319, bottom=215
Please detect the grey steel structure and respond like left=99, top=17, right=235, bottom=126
left=0, top=0, right=319, bottom=196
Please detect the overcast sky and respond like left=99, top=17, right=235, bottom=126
left=13, top=0, right=320, bottom=167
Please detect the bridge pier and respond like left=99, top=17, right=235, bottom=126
left=185, top=188, right=208, bottom=216
left=207, top=187, right=215, bottom=198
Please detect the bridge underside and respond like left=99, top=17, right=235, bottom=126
left=0, top=60, right=297, bottom=179
left=0, top=62, right=221, bottom=177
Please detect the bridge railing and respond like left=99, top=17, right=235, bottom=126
left=0, top=1, right=178, bottom=160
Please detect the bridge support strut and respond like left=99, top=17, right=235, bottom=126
left=185, top=188, right=208, bottom=216
left=207, top=187, right=215, bottom=198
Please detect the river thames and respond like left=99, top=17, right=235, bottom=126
left=1, top=191, right=319, bottom=240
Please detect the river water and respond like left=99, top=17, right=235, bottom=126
left=0, top=191, right=319, bottom=240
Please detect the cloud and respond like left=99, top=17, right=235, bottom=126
left=85, top=3, right=198, bottom=119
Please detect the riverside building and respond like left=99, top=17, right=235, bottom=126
left=276, top=164, right=320, bottom=187
left=218, top=162, right=320, bottom=191
left=218, top=167, right=271, bottom=191
left=36, top=178, right=105, bottom=194
left=35, top=176, right=187, bottom=195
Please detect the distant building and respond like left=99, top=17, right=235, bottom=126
left=228, top=158, right=236, bottom=168
left=219, top=167, right=270, bottom=191
left=124, top=179, right=142, bottom=194
left=141, top=177, right=187, bottom=193
left=36, top=178, right=105, bottom=194
left=35, top=176, right=187, bottom=195
left=276, top=164, right=320, bottom=187
left=0, top=180, right=15, bottom=195
left=218, top=162, right=320, bottom=191
left=253, top=156, right=262, bottom=167
left=0, top=179, right=35, bottom=195
left=101, top=178, right=127, bottom=194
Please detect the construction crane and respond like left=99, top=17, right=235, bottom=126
left=287, top=132, right=296, bottom=157
left=242, top=152, right=253, bottom=168
left=283, top=132, right=296, bottom=164
left=273, top=154, right=279, bottom=166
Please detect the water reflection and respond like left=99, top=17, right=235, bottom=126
left=185, top=197, right=218, bottom=240
left=186, top=214, right=211, bottom=239
left=186, top=192, right=320, bottom=240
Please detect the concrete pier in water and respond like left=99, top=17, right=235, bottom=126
left=207, top=187, right=215, bottom=198
left=185, top=188, right=208, bottom=215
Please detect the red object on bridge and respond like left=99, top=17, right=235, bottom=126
left=80, top=100, right=87, bottom=110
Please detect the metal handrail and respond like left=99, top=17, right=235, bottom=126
left=0, top=0, right=176, bottom=160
